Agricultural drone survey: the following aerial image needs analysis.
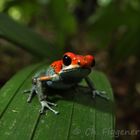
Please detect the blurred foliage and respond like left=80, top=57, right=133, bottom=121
left=0, top=39, right=32, bottom=86
left=0, top=0, right=140, bottom=139
left=87, top=0, right=140, bottom=62
left=0, top=13, right=61, bottom=59
left=0, top=0, right=139, bottom=62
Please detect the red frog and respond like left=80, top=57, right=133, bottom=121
left=24, top=52, right=109, bottom=114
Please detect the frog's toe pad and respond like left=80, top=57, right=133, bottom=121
left=46, top=101, right=57, bottom=107
left=27, top=98, right=31, bottom=103
left=23, top=89, right=31, bottom=93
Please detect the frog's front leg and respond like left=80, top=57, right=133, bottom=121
left=24, top=87, right=35, bottom=102
left=85, top=77, right=109, bottom=100
left=27, top=85, right=36, bottom=103
left=24, top=77, right=37, bottom=103
left=35, top=78, right=59, bottom=115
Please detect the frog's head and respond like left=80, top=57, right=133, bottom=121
left=59, top=52, right=95, bottom=82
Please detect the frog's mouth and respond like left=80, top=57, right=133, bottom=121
left=59, top=65, right=91, bottom=81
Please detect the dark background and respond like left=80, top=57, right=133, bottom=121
left=0, top=0, right=140, bottom=139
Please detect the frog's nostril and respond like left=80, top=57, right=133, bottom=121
left=78, top=60, right=81, bottom=65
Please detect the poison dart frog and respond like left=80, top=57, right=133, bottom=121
left=24, top=52, right=109, bottom=114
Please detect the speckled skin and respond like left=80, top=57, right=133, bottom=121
left=25, top=52, right=108, bottom=115
left=33, top=52, right=94, bottom=89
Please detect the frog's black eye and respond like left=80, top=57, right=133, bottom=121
left=91, top=59, right=95, bottom=67
left=63, top=55, right=72, bottom=66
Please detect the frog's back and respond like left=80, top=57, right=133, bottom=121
left=33, top=60, right=62, bottom=78
left=46, top=66, right=56, bottom=77
left=33, top=60, right=78, bottom=89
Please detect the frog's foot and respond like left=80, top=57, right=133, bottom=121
left=92, top=90, right=109, bottom=100
left=40, top=100, right=59, bottom=115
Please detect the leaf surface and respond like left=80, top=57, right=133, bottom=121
left=0, top=63, right=115, bottom=140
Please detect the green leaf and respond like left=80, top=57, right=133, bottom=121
left=0, top=63, right=115, bottom=140
left=0, top=13, right=62, bottom=59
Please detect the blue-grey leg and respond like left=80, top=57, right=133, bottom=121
left=85, top=77, right=109, bottom=100
left=35, top=80, right=59, bottom=114
left=23, top=85, right=36, bottom=103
